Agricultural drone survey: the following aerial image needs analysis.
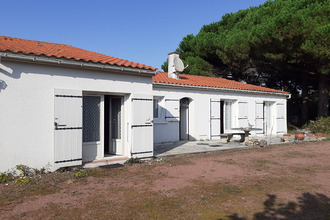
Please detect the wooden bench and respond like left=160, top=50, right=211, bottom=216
left=220, top=132, right=250, bottom=143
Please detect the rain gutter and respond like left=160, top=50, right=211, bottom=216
left=0, top=52, right=157, bottom=76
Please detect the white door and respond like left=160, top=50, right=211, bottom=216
left=131, top=95, right=153, bottom=158
left=109, top=97, right=123, bottom=155
left=276, top=103, right=285, bottom=133
left=54, top=89, right=82, bottom=169
left=238, top=101, right=248, bottom=127
left=255, top=102, right=264, bottom=134
left=210, top=99, right=221, bottom=140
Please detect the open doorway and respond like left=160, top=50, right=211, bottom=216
left=104, top=95, right=123, bottom=156
left=180, top=98, right=190, bottom=140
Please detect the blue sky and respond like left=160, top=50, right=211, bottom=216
left=2, top=0, right=268, bottom=70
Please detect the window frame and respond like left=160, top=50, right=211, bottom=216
left=82, top=95, right=101, bottom=143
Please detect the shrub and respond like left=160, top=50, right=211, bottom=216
left=16, top=164, right=33, bottom=177
left=0, top=172, right=13, bottom=183
left=308, top=117, right=330, bottom=133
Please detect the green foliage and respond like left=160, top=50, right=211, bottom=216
left=308, top=117, right=330, bottom=133
left=168, top=0, right=330, bottom=119
left=14, top=178, right=30, bottom=184
left=161, top=59, right=168, bottom=72
left=177, top=0, right=329, bottom=78
left=0, top=172, right=13, bottom=183
left=74, top=171, right=88, bottom=178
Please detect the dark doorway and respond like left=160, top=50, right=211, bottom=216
left=220, top=101, right=224, bottom=134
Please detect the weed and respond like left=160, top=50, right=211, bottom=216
left=201, top=195, right=210, bottom=201
left=126, top=157, right=142, bottom=166
left=74, top=171, right=88, bottom=178
left=56, top=165, right=84, bottom=173
left=0, top=172, right=13, bottom=183
left=15, top=178, right=30, bottom=184
left=222, top=184, right=242, bottom=195
left=16, top=164, right=33, bottom=177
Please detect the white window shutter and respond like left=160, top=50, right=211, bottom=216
left=255, top=102, right=264, bottom=134
left=165, top=99, right=180, bottom=121
left=131, top=94, right=153, bottom=158
left=276, top=103, right=285, bottom=133
left=54, top=89, right=83, bottom=169
left=210, top=99, right=221, bottom=140
left=238, top=101, right=248, bottom=127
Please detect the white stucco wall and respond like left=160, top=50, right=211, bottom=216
left=153, top=85, right=288, bottom=143
left=0, top=60, right=153, bottom=172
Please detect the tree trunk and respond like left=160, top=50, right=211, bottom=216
left=301, top=78, right=309, bottom=123
left=318, top=74, right=329, bottom=117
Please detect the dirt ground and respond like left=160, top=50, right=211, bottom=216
left=1, top=141, right=330, bottom=219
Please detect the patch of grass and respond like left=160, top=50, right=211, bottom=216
left=167, top=156, right=195, bottom=166
left=222, top=184, right=242, bottom=195
left=281, top=151, right=316, bottom=159
left=291, top=167, right=316, bottom=174
left=201, top=195, right=210, bottom=201
left=214, top=158, right=238, bottom=165
left=251, top=158, right=278, bottom=170
left=255, top=159, right=278, bottom=165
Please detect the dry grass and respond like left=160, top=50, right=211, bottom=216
left=1, top=141, right=330, bottom=219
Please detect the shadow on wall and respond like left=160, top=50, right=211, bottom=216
left=222, top=193, right=330, bottom=220
left=0, top=80, right=7, bottom=91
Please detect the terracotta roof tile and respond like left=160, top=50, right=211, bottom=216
left=0, top=36, right=156, bottom=70
left=153, top=71, right=289, bottom=94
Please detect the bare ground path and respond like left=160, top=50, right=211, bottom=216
left=1, top=141, right=330, bottom=219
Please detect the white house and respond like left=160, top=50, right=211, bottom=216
left=0, top=36, right=156, bottom=172
left=152, top=52, right=290, bottom=143
left=0, top=37, right=290, bottom=172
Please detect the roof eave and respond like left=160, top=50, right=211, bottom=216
left=0, top=52, right=157, bottom=76
left=153, top=82, right=290, bottom=97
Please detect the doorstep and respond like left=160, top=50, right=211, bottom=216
left=83, top=156, right=129, bottom=168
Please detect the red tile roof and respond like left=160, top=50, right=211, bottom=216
left=153, top=71, right=289, bottom=94
left=0, top=36, right=156, bottom=70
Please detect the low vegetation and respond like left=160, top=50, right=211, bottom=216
left=0, top=141, right=329, bottom=219
left=308, top=117, right=330, bottom=134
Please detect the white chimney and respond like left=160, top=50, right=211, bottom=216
left=168, top=52, right=180, bottom=79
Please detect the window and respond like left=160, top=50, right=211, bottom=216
left=153, top=98, right=159, bottom=118
left=83, top=96, right=100, bottom=142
